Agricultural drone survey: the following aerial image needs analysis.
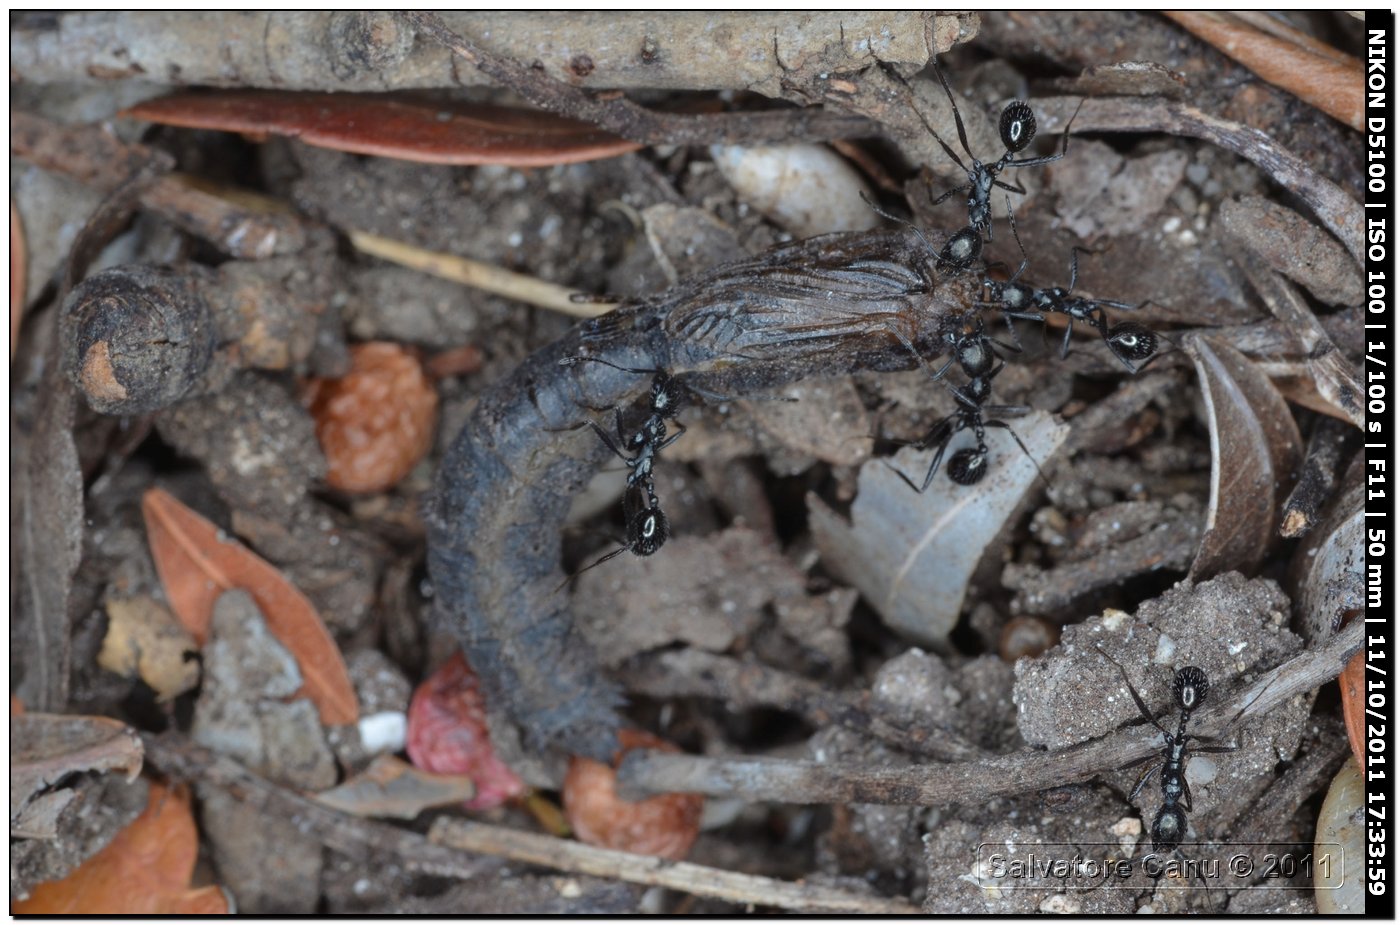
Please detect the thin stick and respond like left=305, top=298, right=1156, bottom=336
left=402, top=12, right=879, bottom=147
left=616, top=620, right=1361, bottom=805
left=140, top=734, right=504, bottom=881
left=426, top=817, right=919, bottom=914
left=624, top=648, right=990, bottom=762
left=349, top=229, right=617, bottom=318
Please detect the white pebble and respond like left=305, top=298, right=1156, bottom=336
left=709, top=144, right=880, bottom=238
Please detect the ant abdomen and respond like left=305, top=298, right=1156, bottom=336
left=628, top=505, right=669, bottom=557
left=938, top=227, right=983, bottom=272
left=999, top=101, right=1037, bottom=153
left=947, top=446, right=989, bottom=485
left=1106, top=322, right=1159, bottom=365
left=1172, top=666, right=1209, bottom=711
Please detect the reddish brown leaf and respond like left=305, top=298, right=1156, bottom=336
left=141, top=488, right=358, bottom=726
left=122, top=91, right=643, bottom=167
left=1339, top=647, right=1365, bottom=769
left=13, top=780, right=229, bottom=915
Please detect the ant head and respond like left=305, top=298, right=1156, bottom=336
left=1173, top=667, right=1209, bottom=712
left=947, top=445, right=989, bottom=485
left=1105, top=323, right=1158, bottom=364
left=1151, top=804, right=1187, bottom=852
left=937, top=227, right=983, bottom=272
left=627, top=503, right=670, bottom=556
left=999, top=101, right=1037, bottom=153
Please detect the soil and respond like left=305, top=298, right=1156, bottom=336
left=10, top=11, right=1365, bottom=915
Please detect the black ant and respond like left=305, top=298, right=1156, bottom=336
left=557, top=356, right=686, bottom=497
left=981, top=202, right=1159, bottom=373
left=1096, top=649, right=1246, bottom=853
left=898, top=61, right=1079, bottom=242
left=561, top=483, right=670, bottom=587
left=890, top=317, right=1041, bottom=491
left=554, top=356, right=686, bottom=582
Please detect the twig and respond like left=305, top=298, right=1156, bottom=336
left=11, top=111, right=309, bottom=260
left=426, top=817, right=918, bottom=914
left=1036, top=96, right=1364, bottom=267
left=348, top=230, right=616, bottom=318
left=1163, top=11, right=1363, bottom=130
left=1238, top=252, right=1364, bottom=428
left=1280, top=417, right=1353, bottom=538
left=139, top=734, right=503, bottom=880
left=402, top=12, right=881, bottom=147
left=616, top=620, right=1362, bottom=805
left=623, top=648, right=990, bottom=762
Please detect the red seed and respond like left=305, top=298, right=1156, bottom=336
left=306, top=342, right=438, bottom=493
left=405, top=652, right=525, bottom=811
left=563, top=728, right=703, bottom=860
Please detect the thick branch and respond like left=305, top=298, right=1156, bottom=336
left=616, top=620, right=1361, bottom=805
left=403, top=12, right=881, bottom=147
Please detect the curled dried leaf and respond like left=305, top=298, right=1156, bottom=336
left=809, top=412, right=1067, bottom=648
left=141, top=488, right=358, bottom=725
left=11, top=714, right=144, bottom=833
left=1184, top=334, right=1302, bottom=579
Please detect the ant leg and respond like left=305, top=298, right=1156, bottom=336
left=654, top=419, right=688, bottom=452
left=1094, top=647, right=1172, bottom=737
left=1008, top=97, right=1085, bottom=169
left=984, top=417, right=1053, bottom=489
left=1180, top=775, right=1193, bottom=813
left=1128, top=759, right=1162, bottom=802
left=931, top=183, right=972, bottom=207
left=553, top=544, right=632, bottom=593
left=1058, top=321, right=1075, bottom=360
left=930, top=59, right=977, bottom=165
left=888, top=414, right=958, bottom=493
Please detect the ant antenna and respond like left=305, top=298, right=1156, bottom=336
left=858, top=191, right=937, bottom=257
left=559, top=355, right=663, bottom=376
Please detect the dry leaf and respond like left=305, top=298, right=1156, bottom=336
left=13, top=781, right=229, bottom=914
left=809, top=411, right=1067, bottom=648
left=311, top=754, right=476, bottom=820
left=11, top=714, right=143, bottom=832
left=122, top=91, right=642, bottom=166
left=1339, top=647, right=1365, bottom=770
left=141, top=487, right=358, bottom=726
left=1184, top=334, right=1303, bottom=579
left=98, top=595, right=201, bottom=702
